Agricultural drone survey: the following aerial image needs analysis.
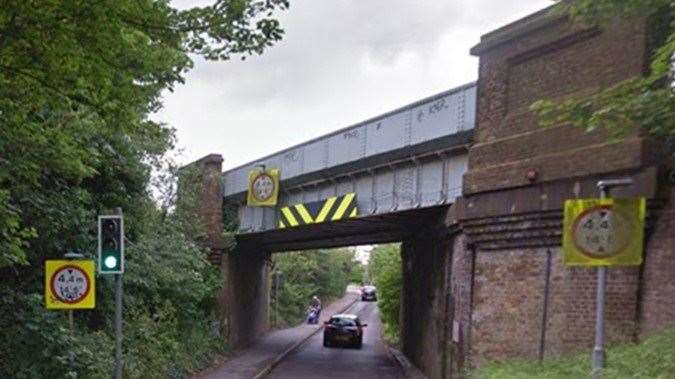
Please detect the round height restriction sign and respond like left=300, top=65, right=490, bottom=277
left=45, top=260, right=96, bottom=309
left=251, top=172, right=275, bottom=202
left=50, top=265, right=91, bottom=303
left=572, top=205, right=631, bottom=259
left=563, top=198, right=645, bottom=266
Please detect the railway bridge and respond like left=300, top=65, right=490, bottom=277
left=187, top=6, right=675, bottom=378
left=224, top=82, right=474, bottom=249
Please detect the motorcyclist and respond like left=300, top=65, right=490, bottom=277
left=310, top=295, right=322, bottom=317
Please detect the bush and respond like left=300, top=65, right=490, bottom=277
left=0, top=200, right=226, bottom=379
left=115, top=218, right=226, bottom=379
left=367, top=244, right=401, bottom=344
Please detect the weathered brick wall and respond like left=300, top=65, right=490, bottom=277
left=455, top=5, right=671, bottom=368
left=503, top=23, right=644, bottom=120
left=221, top=248, right=270, bottom=348
left=468, top=246, right=641, bottom=365
left=183, top=154, right=225, bottom=264
left=465, top=8, right=650, bottom=195
left=470, top=249, right=548, bottom=363
left=583, top=269, right=638, bottom=343
left=546, top=253, right=640, bottom=355
left=449, top=233, right=472, bottom=369
left=401, top=226, right=453, bottom=379
left=470, top=14, right=646, bottom=143
left=640, top=188, right=675, bottom=336
left=540, top=248, right=567, bottom=357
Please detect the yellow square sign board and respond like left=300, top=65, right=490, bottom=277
left=563, top=198, right=646, bottom=266
left=247, top=168, right=280, bottom=207
left=45, top=260, right=96, bottom=309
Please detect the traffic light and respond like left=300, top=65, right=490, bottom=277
left=98, top=215, right=124, bottom=274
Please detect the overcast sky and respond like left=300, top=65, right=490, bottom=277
left=155, top=0, right=553, bottom=170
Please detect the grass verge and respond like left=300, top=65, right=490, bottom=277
left=474, top=328, right=675, bottom=379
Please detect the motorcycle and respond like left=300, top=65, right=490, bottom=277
left=307, top=306, right=320, bottom=324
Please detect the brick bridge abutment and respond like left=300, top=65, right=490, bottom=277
left=447, top=4, right=675, bottom=373
left=220, top=248, right=270, bottom=348
left=400, top=214, right=456, bottom=378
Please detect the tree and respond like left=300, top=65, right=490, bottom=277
left=0, top=1, right=289, bottom=376
left=0, top=0, right=288, bottom=267
left=0, top=162, right=228, bottom=378
left=367, top=244, right=401, bottom=343
left=532, top=1, right=674, bottom=147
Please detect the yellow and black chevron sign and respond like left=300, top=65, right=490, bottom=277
left=278, top=193, right=358, bottom=228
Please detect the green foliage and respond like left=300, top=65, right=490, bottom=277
left=0, top=199, right=226, bottom=378
left=0, top=290, right=112, bottom=379
left=350, top=262, right=366, bottom=284
left=0, top=1, right=287, bottom=376
left=367, top=244, right=402, bottom=344
left=0, top=0, right=288, bottom=267
left=474, top=328, right=675, bottom=379
left=0, top=189, right=34, bottom=266
left=532, top=0, right=674, bottom=147
left=271, top=249, right=359, bottom=327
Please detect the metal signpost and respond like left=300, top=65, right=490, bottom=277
left=63, top=250, right=86, bottom=332
left=98, top=208, right=125, bottom=379
left=593, top=179, right=633, bottom=372
left=45, top=254, right=96, bottom=373
left=563, top=178, right=645, bottom=376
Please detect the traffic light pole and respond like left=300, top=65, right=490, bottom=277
left=114, top=272, right=123, bottom=379
left=113, top=207, right=124, bottom=379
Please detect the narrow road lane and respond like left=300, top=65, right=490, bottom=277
left=266, top=301, right=403, bottom=378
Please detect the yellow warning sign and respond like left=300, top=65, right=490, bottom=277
left=278, top=193, right=358, bottom=228
left=563, top=198, right=646, bottom=266
left=247, top=169, right=280, bottom=207
left=45, top=260, right=96, bottom=309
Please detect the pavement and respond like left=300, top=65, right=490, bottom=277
left=194, top=291, right=362, bottom=379
left=266, top=300, right=404, bottom=379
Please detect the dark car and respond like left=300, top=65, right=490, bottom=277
left=361, top=285, right=377, bottom=301
left=323, top=314, right=367, bottom=348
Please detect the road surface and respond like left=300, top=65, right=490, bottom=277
left=266, top=300, right=404, bottom=378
